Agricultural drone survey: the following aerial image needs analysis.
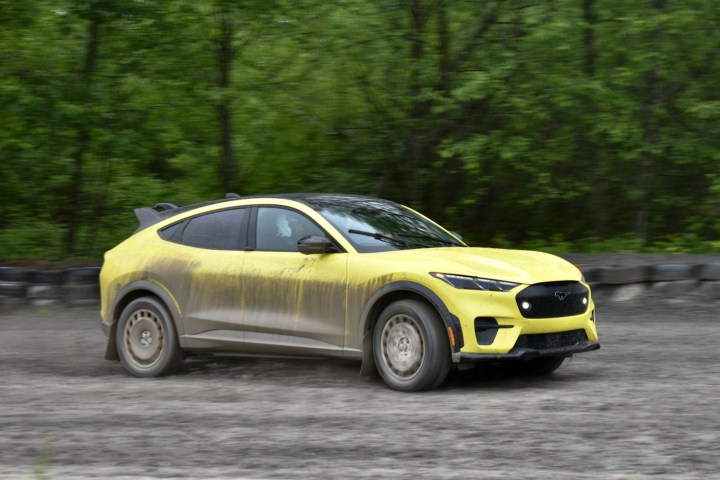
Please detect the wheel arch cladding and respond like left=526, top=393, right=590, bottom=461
left=359, top=281, right=461, bottom=376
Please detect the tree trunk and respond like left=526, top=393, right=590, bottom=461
left=64, top=6, right=101, bottom=256
left=405, top=0, right=428, bottom=206
left=636, top=70, right=659, bottom=246
left=216, top=2, right=237, bottom=194
left=425, top=0, right=453, bottom=220
left=635, top=0, right=666, bottom=246
left=582, top=0, right=610, bottom=238
left=582, top=0, right=596, bottom=78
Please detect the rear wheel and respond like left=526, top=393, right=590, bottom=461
left=373, top=299, right=451, bottom=391
left=116, top=297, right=183, bottom=377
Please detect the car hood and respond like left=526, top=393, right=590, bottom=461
left=376, top=247, right=582, bottom=285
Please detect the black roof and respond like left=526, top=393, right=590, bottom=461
left=133, top=193, right=392, bottom=232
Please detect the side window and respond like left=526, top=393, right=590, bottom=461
left=256, top=207, right=323, bottom=252
left=160, top=208, right=247, bottom=250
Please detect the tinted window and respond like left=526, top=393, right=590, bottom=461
left=160, top=208, right=247, bottom=250
left=303, top=196, right=464, bottom=252
left=256, top=207, right=324, bottom=252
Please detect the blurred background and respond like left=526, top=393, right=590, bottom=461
left=1, top=0, right=719, bottom=260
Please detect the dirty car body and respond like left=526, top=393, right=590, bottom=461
left=100, top=194, right=599, bottom=391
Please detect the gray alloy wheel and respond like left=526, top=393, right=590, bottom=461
left=115, top=297, right=183, bottom=377
left=373, top=299, right=451, bottom=392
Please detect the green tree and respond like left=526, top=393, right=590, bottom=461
left=1, top=0, right=720, bottom=258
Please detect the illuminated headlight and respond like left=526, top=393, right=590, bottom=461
left=431, top=273, right=519, bottom=292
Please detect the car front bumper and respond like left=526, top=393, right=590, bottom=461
left=453, top=340, right=600, bottom=363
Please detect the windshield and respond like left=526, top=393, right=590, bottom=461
left=304, top=196, right=465, bottom=252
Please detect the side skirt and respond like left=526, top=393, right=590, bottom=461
left=180, top=330, right=351, bottom=359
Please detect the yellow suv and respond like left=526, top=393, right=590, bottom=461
left=100, top=194, right=599, bottom=391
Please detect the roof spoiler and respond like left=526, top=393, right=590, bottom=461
left=133, top=203, right=179, bottom=232
left=132, top=195, right=240, bottom=233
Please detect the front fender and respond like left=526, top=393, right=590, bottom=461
left=358, top=281, right=463, bottom=375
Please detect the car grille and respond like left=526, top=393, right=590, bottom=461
left=516, top=281, right=589, bottom=319
left=510, top=329, right=588, bottom=352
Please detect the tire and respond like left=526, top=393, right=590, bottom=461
left=578, top=266, right=601, bottom=284
left=63, top=284, right=100, bottom=305
left=373, top=299, right=451, bottom=392
left=28, top=270, right=64, bottom=285
left=0, top=283, right=26, bottom=298
left=115, top=297, right=183, bottom=377
left=598, top=265, right=648, bottom=285
left=0, top=267, right=30, bottom=282
left=699, top=263, right=720, bottom=281
left=506, top=356, right=565, bottom=377
left=648, top=264, right=695, bottom=282
left=64, top=267, right=100, bottom=285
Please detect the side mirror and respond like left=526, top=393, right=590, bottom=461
left=297, top=235, right=339, bottom=255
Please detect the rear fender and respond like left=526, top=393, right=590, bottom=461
left=104, top=280, right=183, bottom=361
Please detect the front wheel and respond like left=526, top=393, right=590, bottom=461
left=115, top=297, right=183, bottom=377
left=373, top=299, right=451, bottom=391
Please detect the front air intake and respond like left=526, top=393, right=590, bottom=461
left=511, top=329, right=589, bottom=352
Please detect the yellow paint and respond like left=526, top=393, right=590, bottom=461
left=100, top=196, right=599, bottom=359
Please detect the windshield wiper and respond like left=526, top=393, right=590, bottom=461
left=397, top=232, right=464, bottom=247
left=347, top=229, right=411, bottom=248
left=349, top=229, right=456, bottom=249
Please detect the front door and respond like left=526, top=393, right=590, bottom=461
left=238, top=207, right=348, bottom=355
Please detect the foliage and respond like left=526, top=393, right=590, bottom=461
left=1, top=0, right=719, bottom=259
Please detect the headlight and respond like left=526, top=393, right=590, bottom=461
left=430, top=272, right=519, bottom=292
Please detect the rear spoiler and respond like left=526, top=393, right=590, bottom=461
left=132, top=194, right=241, bottom=233
left=133, top=203, right=179, bottom=233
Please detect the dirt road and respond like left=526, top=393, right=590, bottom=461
left=1, top=298, right=718, bottom=479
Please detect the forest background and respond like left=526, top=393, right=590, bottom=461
left=1, top=0, right=719, bottom=260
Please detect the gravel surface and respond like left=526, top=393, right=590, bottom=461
left=1, top=299, right=719, bottom=479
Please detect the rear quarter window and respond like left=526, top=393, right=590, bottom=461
left=159, top=208, right=247, bottom=250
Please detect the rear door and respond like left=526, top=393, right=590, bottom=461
left=155, top=207, right=250, bottom=336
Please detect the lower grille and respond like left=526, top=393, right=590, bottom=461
left=511, top=329, right=588, bottom=352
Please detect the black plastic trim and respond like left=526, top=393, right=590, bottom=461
left=360, top=280, right=464, bottom=353
left=457, top=342, right=600, bottom=362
